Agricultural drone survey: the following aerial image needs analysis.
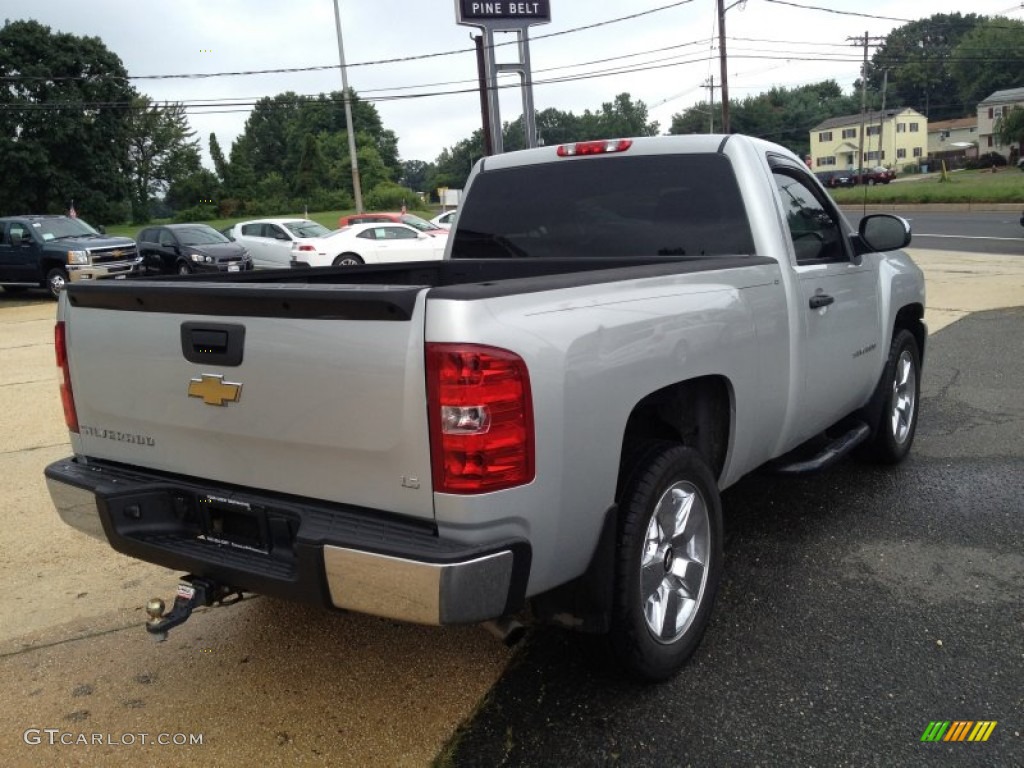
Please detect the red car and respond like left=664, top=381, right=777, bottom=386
left=852, top=167, right=896, bottom=185
left=336, top=212, right=448, bottom=236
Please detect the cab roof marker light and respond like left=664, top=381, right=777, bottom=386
left=557, top=139, right=633, bottom=157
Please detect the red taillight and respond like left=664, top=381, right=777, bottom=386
left=295, top=244, right=317, bottom=252
left=55, top=321, right=79, bottom=433
left=426, top=343, right=534, bottom=494
left=556, top=139, right=633, bottom=157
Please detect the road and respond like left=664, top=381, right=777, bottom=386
left=441, top=304, right=1024, bottom=768
left=842, top=209, right=1023, bottom=255
left=1, top=232, right=1022, bottom=767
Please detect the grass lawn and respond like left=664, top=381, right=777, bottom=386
left=103, top=208, right=440, bottom=240
left=830, top=167, right=1024, bottom=205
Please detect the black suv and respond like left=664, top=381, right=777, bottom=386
left=137, top=223, right=253, bottom=275
left=0, top=215, right=139, bottom=298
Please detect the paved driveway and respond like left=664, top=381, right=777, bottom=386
left=441, top=307, right=1024, bottom=767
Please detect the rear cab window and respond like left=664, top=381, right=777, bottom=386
left=451, top=153, right=755, bottom=260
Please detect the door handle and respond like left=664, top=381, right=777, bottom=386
left=809, top=294, right=835, bottom=309
left=181, top=322, right=245, bottom=366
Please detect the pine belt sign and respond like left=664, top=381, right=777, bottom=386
left=456, top=1, right=551, bottom=23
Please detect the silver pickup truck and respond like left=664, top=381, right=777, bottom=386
left=45, top=134, right=925, bottom=681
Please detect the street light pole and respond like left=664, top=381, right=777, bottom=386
left=332, top=0, right=363, bottom=213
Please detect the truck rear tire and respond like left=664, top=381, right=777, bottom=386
left=863, top=329, right=920, bottom=464
left=605, top=443, right=723, bottom=681
left=46, top=267, right=68, bottom=299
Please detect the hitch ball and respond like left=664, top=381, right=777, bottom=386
left=146, top=598, right=166, bottom=621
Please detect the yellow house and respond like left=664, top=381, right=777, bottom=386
left=808, top=108, right=927, bottom=171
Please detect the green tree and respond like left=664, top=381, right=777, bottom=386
left=995, top=106, right=1024, bottom=152
left=868, top=13, right=983, bottom=121
left=400, top=160, right=433, bottom=192
left=165, top=168, right=220, bottom=212
left=209, top=132, right=229, bottom=183
left=0, top=19, right=136, bottom=222
left=949, top=17, right=1024, bottom=106
left=669, top=81, right=858, bottom=157
left=124, top=97, right=202, bottom=223
left=294, top=132, right=326, bottom=198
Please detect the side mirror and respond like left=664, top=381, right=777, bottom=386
left=859, top=214, right=911, bottom=252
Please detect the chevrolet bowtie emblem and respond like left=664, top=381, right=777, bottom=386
left=187, top=374, right=242, bottom=406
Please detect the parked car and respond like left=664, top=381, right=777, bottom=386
left=295, top=223, right=446, bottom=266
left=223, top=219, right=333, bottom=268
left=336, top=212, right=449, bottom=236
left=431, top=210, right=457, bottom=227
left=0, top=215, right=139, bottom=298
left=852, top=166, right=896, bottom=185
left=137, top=224, right=253, bottom=275
left=815, top=170, right=855, bottom=189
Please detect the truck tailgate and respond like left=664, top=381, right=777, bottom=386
left=62, top=282, right=436, bottom=521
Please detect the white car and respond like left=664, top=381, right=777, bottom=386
left=430, top=210, right=457, bottom=227
left=295, top=223, right=446, bottom=267
left=225, top=218, right=333, bottom=269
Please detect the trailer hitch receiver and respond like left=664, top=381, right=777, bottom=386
left=145, top=575, right=244, bottom=641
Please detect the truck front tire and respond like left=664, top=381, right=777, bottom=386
left=864, top=329, right=920, bottom=464
left=45, top=267, right=68, bottom=299
left=606, top=443, right=723, bottom=681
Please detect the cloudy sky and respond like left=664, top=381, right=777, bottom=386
left=7, top=0, right=1023, bottom=167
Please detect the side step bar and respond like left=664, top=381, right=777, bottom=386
left=773, top=422, right=871, bottom=475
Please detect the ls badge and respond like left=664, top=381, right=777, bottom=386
left=188, top=374, right=242, bottom=406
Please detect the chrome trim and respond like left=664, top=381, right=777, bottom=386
left=68, top=261, right=140, bottom=283
left=322, top=546, right=513, bottom=625
left=45, top=478, right=107, bottom=541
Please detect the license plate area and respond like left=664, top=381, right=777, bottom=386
left=198, top=496, right=273, bottom=553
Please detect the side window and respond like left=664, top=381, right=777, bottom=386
left=265, top=225, right=289, bottom=240
left=379, top=226, right=414, bottom=240
left=241, top=224, right=260, bottom=236
left=356, top=229, right=374, bottom=240
left=158, top=229, right=176, bottom=247
left=9, top=223, right=29, bottom=244
left=772, top=171, right=847, bottom=264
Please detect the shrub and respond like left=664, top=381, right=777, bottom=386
left=902, top=164, right=920, bottom=174
left=173, top=204, right=218, bottom=223
left=365, top=183, right=419, bottom=211
left=968, top=152, right=1008, bottom=170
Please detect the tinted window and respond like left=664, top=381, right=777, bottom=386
left=772, top=171, right=846, bottom=264
left=175, top=226, right=229, bottom=245
left=241, top=224, right=261, bottom=236
left=399, top=214, right=440, bottom=232
left=283, top=220, right=330, bottom=238
left=158, top=229, right=176, bottom=247
left=452, top=153, right=755, bottom=260
left=33, top=217, right=99, bottom=241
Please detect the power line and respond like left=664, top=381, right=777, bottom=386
left=761, top=0, right=911, bottom=23
left=0, top=1, right=696, bottom=84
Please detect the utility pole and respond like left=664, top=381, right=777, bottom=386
left=332, top=0, right=363, bottom=212
left=877, top=69, right=888, bottom=165
left=707, top=75, right=715, bottom=133
left=848, top=31, right=886, bottom=172
left=717, top=0, right=730, bottom=133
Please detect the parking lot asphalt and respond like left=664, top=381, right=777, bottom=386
left=1, top=246, right=1021, bottom=767
left=440, top=307, right=1024, bottom=767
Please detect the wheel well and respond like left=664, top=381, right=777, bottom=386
left=894, top=303, right=925, bottom=362
left=615, top=376, right=731, bottom=498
